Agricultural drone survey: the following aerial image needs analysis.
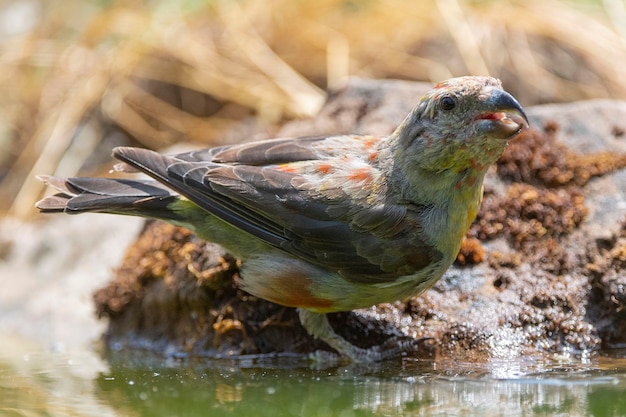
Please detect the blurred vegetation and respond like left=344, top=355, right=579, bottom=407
left=1, top=0, right=625, bottom=217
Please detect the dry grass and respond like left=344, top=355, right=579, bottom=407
left=2, top=0, right=626, bottom=217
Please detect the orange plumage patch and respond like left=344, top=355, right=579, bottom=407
left=362, top=136, right=379, bottom=149
left=317, top=163, right=333, bottom=174
left=348, top=167, right=372, bottom=182
left=243, top=270, right=334, bottom=311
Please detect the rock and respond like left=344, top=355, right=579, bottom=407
left=527, top=100, right=626, bottom=154
left=24, top=78, right=626, bottom=360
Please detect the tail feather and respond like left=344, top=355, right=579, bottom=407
left=36, top=175, right=182, bottom=220
left=37, top=146, right=199, bottom=220
left=36, top=193, right=73, bottom=213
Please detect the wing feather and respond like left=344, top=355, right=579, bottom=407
left=172, top=136, right=327, bottom=165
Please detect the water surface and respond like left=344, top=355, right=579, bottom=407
left=2, top=336, right=625, bottom=417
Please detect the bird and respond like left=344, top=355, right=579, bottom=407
left=36, top=76, right=528, bottom=362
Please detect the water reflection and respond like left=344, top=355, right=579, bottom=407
left=2, top=342, right=626, bottom=417
left=93, top=350, right=626, bottom=417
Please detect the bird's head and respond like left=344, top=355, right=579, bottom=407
left=392, top=76, right=528, bottom=175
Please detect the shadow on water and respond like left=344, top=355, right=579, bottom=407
left=4, top=339, right=625, bottom=417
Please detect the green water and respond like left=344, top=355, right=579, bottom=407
left=2, top=339, right=626, bottom=417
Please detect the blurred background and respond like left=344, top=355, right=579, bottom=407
left=1, top=0, right=626, bottom=217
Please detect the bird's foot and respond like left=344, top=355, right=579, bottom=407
left=298, top=308, right=431, bottom=363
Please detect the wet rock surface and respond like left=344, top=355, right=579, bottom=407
left=90, top=79, right=626, bottom=360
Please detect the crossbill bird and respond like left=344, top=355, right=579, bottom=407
left=36, top=76, right=528, bottom=362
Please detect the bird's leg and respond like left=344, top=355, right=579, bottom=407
left=297, top=308, right=418, bottom=363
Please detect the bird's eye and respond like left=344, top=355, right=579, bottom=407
left=440, top=96, right=457, bottom=111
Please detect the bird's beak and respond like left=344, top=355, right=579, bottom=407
left=476, top=88, right=529, bottom=139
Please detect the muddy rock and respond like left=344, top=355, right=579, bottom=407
left=93, top=79, right=626, bottom=360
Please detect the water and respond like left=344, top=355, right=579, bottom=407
left=2, top=336, right=626, bottom=417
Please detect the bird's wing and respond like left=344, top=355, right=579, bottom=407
left=174, top=136, right=326, bottom=165
left=113, top=138, right=442, bottom=284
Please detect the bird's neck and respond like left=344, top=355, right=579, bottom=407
left=392, top=161, right=487, bottom=258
